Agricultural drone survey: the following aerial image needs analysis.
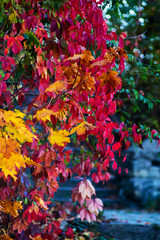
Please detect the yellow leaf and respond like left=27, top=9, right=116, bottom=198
left=0, top=200, right=22, bottom=217
left=48, top=129, right=70, bottom=147
left=9, top=13, right=17, bottom=23
left=34, top=196, right=48, bottom=210
left=70, top=122, right=94, bottom=135
left=0, top=109, right=37, bottom=143
left=29, top=235, right=43, bottom=240
left=45, top=81, right=66, bottom=93
left=34, top=107, right=68, bottom=122
left=34, top=109, right=54, bottom=121
left=0, top=136, right=37, bottom=180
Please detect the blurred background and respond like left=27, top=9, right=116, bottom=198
left=102, top=0, right=160, bottom=132
left=101, top=0, right=160, bottom=210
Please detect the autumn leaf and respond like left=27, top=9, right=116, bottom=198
left=98, top=70, right=121, bottom=89
left=70, top=122, right=94, bottom=135
left=34, top=196, right=48, bottom=210
left=78, top=180, right=95, bottom=200
left=0, top=234, right=13, bottom=240
left=34, top=109, right=54, bottom=121
left=0, top=109, right=37, bottom=143
left=29, top=235, right=43, bottom=240
left=34, top=107, right=68, bottom=122
left=48, top=129, right=70, bottom=146
left=67, top=50, right=94, bottom=66
left=45, top=81, right=66, bottom=93
left=0, top=200, right=23, bottom=217
left=86, top=198, right=103, bottom=215
left=63, top=63, right=95, bottom=92
left=0, top=136, right=37, bottom=180
left=52, top=108, right=68, bottom=121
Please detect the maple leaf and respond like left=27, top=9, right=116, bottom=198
left=0, top=109, right=37, bottom=143
left=34, top=106, right=68, bottom=122
left=78, top=179, right=95, bottom=200
left=34, top=196, right=48, bottom=210
left=12, top=218, right=28, bottom=233
left=4, top=35, right=24, bottom=54
left=0, top=200, right=23, bottom=217
left=52, top=108, right=68, bottom=121
left=0, top=136, right=37, bottom=180
left=86, top=198, right=103, bottom=215
left=63, top=63, right=95, bottom=92
left=70, top=122, right=94, bottom=135
left=98, top=70, right=121, bottom=89
left=48, top=129, right=70, bottom=146
left=67, top=50, right=94, bottom=66
left=45, top=81, right=66, bottom=93
left=34, top=109, right=54, bottom=121
left=79, top=207, right=96, bottom=222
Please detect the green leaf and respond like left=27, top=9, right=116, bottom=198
left=148, top=101, right=153, bottom=110
left=132, top=89, right=139, bottom=100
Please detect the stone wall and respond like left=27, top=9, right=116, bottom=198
left=120, top=139, right=160, bottom=206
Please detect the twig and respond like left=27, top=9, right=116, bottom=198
left=126, top=31, right=147, bottom=40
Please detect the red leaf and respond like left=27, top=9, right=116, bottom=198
left=112, top=161, right=117, bottom=170
left=65, top=227, right=74, bottom=238
left=112, top=142, right=121, bottom=151
left=65, top=150, right=72, bottom=162
left=123, top=156, right=127, bottom=162
left=109, top=101, right=116, bottom=115
left=4, top=48, right=9, bottom=56
left=53, top=220, right=60, bottom=228
left=3, top=73, right=11, bottom=80
left=16, top=35, right=24, bottom=41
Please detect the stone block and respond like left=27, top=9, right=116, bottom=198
left=133, top=139, right=160, bottom=160
left=133, top=159, right=151, bottom=170
left=98, top=223, right=158, bottom=240
left=134, top=169, right=148, bottom=178
left=153, top=179, right=160, bottom=190
left=149, top=166, right=160, bottom=178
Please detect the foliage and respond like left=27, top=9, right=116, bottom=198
left=0, top=0, right=159, bottom=239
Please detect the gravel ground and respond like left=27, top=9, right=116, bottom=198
left=103, top=209, right=160, bottom=225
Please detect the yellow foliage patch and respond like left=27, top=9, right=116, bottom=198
left=0, top=136, right=37, bottom=180
left=70, top=122, right=94, bottom=135
left=0, top=200, right=23, bottom=217
left=34, top=107, right=68, bottom=122
left=45, top=81, right=66, bottom=93
left=48, top=129, right=70, bottom=147
left=0, top=109, right=37, bottom=143
left=34, top=109, right=54, bottom=121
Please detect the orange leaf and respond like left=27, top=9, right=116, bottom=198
left=45, top=81, right=66, bottom=93
left=0, top=200, right=23, bottom=217
left=70, top=122, right=94, bottom=135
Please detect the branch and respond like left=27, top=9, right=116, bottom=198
left=125, top=31, right=147, bottom=40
